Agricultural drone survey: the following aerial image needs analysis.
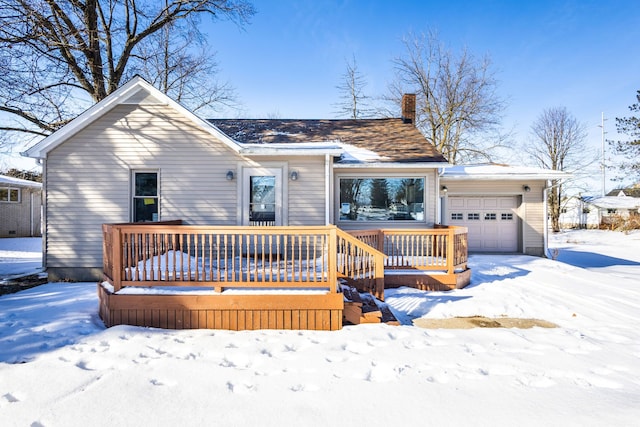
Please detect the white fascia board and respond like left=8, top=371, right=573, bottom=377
left=334, top=162, right=450, bottom=169
left=441, top=172, right=570, bottom=181
left=22, top=76, right=242, bottom=158
left=0, top=175, right=42, bottom=188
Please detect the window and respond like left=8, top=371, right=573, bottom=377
left=0, top=187, right=19, bottom=203
left=467, top=213, right=480, bottom=220
left=451, top=213, right=463, bottom=220
left=484, top=213, right=497, bottom=220
left=339, top=177, right=424, bottom=221
left=132, top=171, right=159, bottom=222
left=501, top=213, right=514, bottom=220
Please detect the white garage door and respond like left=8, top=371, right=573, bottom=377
left=447, top=196, right=518, bottom=252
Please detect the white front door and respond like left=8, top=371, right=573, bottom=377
left=242, top=167, right=283, bottom=226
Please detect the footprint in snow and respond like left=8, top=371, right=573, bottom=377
left=365, top=362, right=401, bottom=382
left=290, top=383, right=319, bottom=392
left=220, top=358, right=236, bottom=368
left=226, top=381, right=256, bottom=394
left=2, top=392, right=20, bottom=403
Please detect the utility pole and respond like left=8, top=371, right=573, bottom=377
left=600, top=112, right=607, bottom=197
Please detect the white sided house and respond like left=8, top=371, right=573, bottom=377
left=23, top=76, right=564, bottom=282
left=0, top=174, right=42, bottom=238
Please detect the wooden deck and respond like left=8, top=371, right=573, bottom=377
left=349, top=226, right=470, bottom=291
left=99, top=222, right=469, bottom=330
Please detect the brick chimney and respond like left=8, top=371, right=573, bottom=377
left=401, top=93, right=416, bottom=124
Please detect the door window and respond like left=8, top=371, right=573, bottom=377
left=249, top=176, right=276, bottom=223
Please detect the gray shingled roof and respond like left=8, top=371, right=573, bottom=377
left=209, top=118, right=447, bottom=163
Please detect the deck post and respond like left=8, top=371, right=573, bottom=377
left=112, top=226, right=123, bottom=292
left=377, top=229, right=385, bottom=253
left=446, top=226, right=455, bottom=275
left=327, top=225, right=338, bottom=293
left=374, top=258, right=385, bottom=301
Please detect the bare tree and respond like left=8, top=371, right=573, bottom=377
left=0, top=0, right=254, bottom=148
left=133, top=3, right=238, bottom=116
left=333, top=55, right=373, bottom=119
left=526, top=107, right=590, bottom=232
left=389, top=31, right=506, bottom=164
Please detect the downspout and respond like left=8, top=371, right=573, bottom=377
left=543, top=184, right=550, bottom=258
left=436, top=170, right=442, bottom=224
left=325, top=154, right=331, bottom=225
left=30, top=191, right=34, bottom=237
left=37, top=158, right=46, bottom=269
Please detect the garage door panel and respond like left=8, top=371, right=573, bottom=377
left=483, top=198, right=498, bottom=208
left=500, top=198, right=517, bottom=208
left=466, top=198, right=482, bottom=209
left=449, top=198, right=466, bottom=209
left=447, top=196, right=519, bottom=253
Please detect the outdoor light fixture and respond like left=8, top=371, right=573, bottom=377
left=523, top=185, right=531, bottom=192
left=290, top=171, right=299, bottom=181
left=441, top=185, right=448, bottom=193
left=226, top=170, right=235, bottom=181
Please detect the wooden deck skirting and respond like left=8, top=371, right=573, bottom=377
left=100, top=223, right=468, bottom=330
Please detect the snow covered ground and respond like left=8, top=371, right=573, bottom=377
left=0, top=237, right=42, bottom=280
left=0, top=230, right=639, bottom=426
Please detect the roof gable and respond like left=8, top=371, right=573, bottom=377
left=23, top=76, right=243, bottom=159
left=607, top=188, right=640, bottom=198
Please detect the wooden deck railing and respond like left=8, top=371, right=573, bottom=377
left=103, top=223, right=345, bottom=294
left=103, top=223, right=464, bottom=300
left=335, top=228, right=385, bottom=300
left=348, top=226, right=468, bottom=274
left=103, top=223, right=388, bottom=298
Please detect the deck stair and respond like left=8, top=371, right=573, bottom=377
left=341, top=284, right=400, bottom=326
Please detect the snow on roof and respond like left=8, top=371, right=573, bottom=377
left=238, top=141, right=343, bottom=156
left=337, top=142, right=386, bottom=163
left=588, top=195, right=640, bottom=210
left=0, top=174, right=41, bottom=188
left=441, top=163, right=570, bottom=180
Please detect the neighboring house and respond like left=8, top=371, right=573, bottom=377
left=440, top=164, right=568, bottom=256
left=0, top=174, right=42, bottom=238
left=559, top=195, right=600, bottom=229
left=560, top=189, right=640, bottom=229
left=23, top=76, right=563, bottom=281
left=607, top=187, right=640, bottom=198
left=589, top=194, right=640, bottom=223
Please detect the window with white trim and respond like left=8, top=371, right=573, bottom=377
left=451, top=213, right=463, bottom=220
left=339, top=177, right=424, bottom=221
left=0, top=187, right=19, bottom=203
left=132, top=171, right=159, bottom=222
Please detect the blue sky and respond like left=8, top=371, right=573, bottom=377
left=202, top=0, right=639, bottom=190
left=5, top=0, right=639, bottom=192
